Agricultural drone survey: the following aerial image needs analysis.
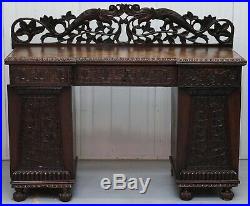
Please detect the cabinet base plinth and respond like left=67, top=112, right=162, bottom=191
left=170, top=156, right=239, bottom=201
left=11, top=181, right=74, bottom=202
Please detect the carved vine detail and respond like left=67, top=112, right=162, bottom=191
left=11, top=4, right=234, bottom=47
left=179, top=67, right=241, bottom=87
left=187, top=95, right=229, bottom=169
left=10, top=66, right=72, bottom=85
left=19, top=92, right=63, bottom=170
left=74, top=66, right=177, bottom=86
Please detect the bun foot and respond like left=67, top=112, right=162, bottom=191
left=58, top=188, right=72, bottom=202
left=13, top=189, right=27, bottom=202
left=180, top=188, right=192, bottom=201
left=220, top=188, right=234, bottom=201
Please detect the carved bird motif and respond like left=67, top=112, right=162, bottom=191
left=61, top=8, right=117, bottom=36
left=61, top=6, right=198, bottom=37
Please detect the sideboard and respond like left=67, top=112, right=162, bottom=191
left=4, top=4, right=246, bottom=202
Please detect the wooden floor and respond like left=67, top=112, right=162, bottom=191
left=2, top=160, right=248, bottom=204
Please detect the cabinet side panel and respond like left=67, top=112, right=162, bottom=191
left=176, top=88, right=192, bottom=174
left=59, top=87, right=75, bottom=177
left=7, top=86, right=21, bottom=173
left=171, top=87, right=178, bottom=166
left=227, top=88, right=241, bottom=172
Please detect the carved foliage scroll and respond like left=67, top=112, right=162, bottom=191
left=11, top=4, right=234, bottom=47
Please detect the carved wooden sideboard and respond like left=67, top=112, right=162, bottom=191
left=4, top=4, right=246, bottom=202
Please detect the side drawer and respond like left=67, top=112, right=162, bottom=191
left=73, top=65, right=177, bottom=86
left=178, top=66, right=241, bottom=87
left=9, top=65, right=72, bottom=86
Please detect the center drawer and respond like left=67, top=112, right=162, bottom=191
left=73, top=65, right=177, bottom=86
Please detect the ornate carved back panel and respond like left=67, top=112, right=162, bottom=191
left=11, top=4, right=234, bottom=48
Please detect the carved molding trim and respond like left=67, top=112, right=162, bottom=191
left=12, top=170, right=72, bottom=181
left=11, top=4, right=234, bottom=48
left=177, top=183, right=238, bottom=188
left=178, top=58, right=246, bottom=65
left=12, top=184, right=73, bottom=189
left=5, top=56, right=247, bottom=65
left=180, top=170, right=238, bottom=180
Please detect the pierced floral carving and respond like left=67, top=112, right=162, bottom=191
left=11, top=4, right=234, bottom=47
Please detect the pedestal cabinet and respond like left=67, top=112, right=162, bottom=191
left=8, top=86, right=75, bottom=201
left=4, top=3, right=246, bottom=202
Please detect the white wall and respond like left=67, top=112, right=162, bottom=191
left=2, top=2, right=248, bottom=160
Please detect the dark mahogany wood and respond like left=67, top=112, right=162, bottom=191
left=4, top=4, right=247, bottom=202
left=8, top=86, right=75, bottom=202
left=170, top=86, right=241, bottom=200
left=11, top=4, right=234, bottom=48
left=5, top=45, right=245, bottom=65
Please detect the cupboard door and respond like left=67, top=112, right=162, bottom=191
left=8, top=86, right=74, bottom=181
left=175, top=88, right=240, bottom=181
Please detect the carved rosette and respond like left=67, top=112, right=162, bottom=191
left=11, top=4, right=234, bottom=47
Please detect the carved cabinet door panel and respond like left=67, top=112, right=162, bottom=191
left=7, top=86, right=75, bottom=181
left=175, top=88, right=241, bottom=181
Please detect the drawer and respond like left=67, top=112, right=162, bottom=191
left=178, top=66, right=241, bottom=87
left=73, top=66, right=177, bottom=86
left=10, top=65, right=72, bottom=85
